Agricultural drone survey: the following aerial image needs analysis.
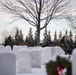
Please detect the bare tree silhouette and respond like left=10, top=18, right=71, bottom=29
left=0, top=0, right=71, bottom=45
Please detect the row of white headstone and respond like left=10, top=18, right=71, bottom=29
left=0, top=45, right=76, bottom=75
left=0, top=46, right=65, bottom=75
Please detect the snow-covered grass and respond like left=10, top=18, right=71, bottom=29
left=0, top=45, right=73, bottom=75
left=17, top=65, right=47, bottom=75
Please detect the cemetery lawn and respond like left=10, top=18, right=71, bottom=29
left=17, top=65, right=47, bottom=75
left=0, top=45, right=72, bottom=75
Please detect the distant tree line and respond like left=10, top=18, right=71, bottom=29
left=2, top=27, right=76, bottom=54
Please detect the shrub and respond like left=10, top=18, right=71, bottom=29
left=46, top=56, right=71, bottom=75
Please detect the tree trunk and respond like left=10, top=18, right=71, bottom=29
left=36, top=27, right=40, bottom=46
left=36, top=10, right=41, bottom=46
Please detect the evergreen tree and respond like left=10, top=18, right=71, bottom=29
left=53, top=31, right=60, bottom=46
left=42, top=27, right=48, bottom=46
left=42, top=27, right=51, bottom=46
left=73, top=35, right=76, bottom=49
left=14, top=28, right=20, bottom=45
left=4, top=37, right=8, bottom=46
left=25, top=35, right=29, bottom=46
left=25, top=28, right=34, bottom=46
left=19, top=30, right=24, bottom=43
left=65, top=30, right=68, bottom=41
left=25, top=36, right=29, bottom=42
left=34, top=30, right=37, bottom=46
left=4, top=35, right=14, bottom=50
left=54, top=31, right=57, bottom=41
left=74, top=35, right=76, bottom=42
left=59, top=31, right=62, bottom=40
left=28, top=28, right=33, bottom=42
left=69, top=30, right=73, bottom=41
left=14, top=28, right=24, bottom=45
left=68, top=30, right=73, bottom=51
left=47, top=30, right=51, bottom=45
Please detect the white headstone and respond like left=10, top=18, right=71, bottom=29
left=31, top=50, right=41, bottom=68
left=0, top=45, right=4, bottom=49
left=41, top=47, right=52, bottom=65
left=72, top=48, right=76, bottom=55
left=50, top=47, right=55, bottom=57
left=13, top=45, right=21, bottom=53
left=0, top=52, right=16, bottom=75
left=13, top=45, right=28, bottom=54
left=72, top=49, right=76, bottom=75
left=52, top=46, right=65, bottom=56
left=17, top=50, right=31, bottom=74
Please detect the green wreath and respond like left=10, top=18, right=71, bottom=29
left=46, top=56, right=71, bottom=75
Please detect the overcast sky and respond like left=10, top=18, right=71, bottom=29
left=0, top=12, right=72, bottom=43
left=0, top=0, right=76, bottom=43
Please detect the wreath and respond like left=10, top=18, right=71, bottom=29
left=46, top=56, right=71, bottom=75
left=55, top=65, right=66, bottom=75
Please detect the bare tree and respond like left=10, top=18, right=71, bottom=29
left=0, top=0, right=71, bottom=45
left=65, top=15, right=76, bottom=33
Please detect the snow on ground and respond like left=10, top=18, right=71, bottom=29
left=0, top=45, right=73, bottom=75
left=17, top=65, right=47, bottom=75
left=72, top=48, right=76, bottom=54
